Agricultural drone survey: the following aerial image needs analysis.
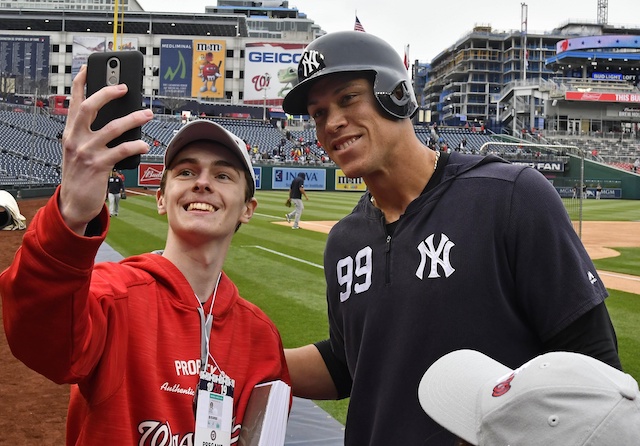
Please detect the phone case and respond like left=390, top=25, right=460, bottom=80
left=86, top=50, right=144, bottom=170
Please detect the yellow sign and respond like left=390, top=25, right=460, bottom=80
left=191, top=39, right=226, bottom=99
left=335, top=170, right=367, bottom=191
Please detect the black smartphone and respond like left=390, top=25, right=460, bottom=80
left=86, top=50, right=144, bottom=170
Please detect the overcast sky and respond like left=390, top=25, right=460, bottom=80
left=137, top=0, right=640, bottom=62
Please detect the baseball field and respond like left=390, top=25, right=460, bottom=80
left=1, top=190, right=638, bottom=444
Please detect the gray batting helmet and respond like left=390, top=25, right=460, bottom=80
left=282, top=31, right=418, bottom=119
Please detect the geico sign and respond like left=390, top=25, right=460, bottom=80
left=248, top=51, right=302, bottom=64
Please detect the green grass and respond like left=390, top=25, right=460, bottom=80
left=606, top=290, right=640, bottom=375
left=592, top=247, right=640, bottom=276
left=563, top=198, right=640, bottom=221
left=108, top=190, right=640, bottom=425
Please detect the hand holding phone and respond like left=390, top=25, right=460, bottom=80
left=86, top=51, right=144, bottom=170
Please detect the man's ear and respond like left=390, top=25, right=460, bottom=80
left=239, top=197, right=258, bottom=224
left=156, top=188, right=166, bottom=215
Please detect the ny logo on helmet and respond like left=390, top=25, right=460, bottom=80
left=298, top=50, right=326, bottom=81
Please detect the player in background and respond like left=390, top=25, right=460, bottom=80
left=282, top=31, right=621, bottom=445
left=106, top=168, right=124, bottom=216
left=285, top=172, right=309, bottom=229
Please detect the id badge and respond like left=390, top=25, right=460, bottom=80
left=194, top=371, right=235, bottom=446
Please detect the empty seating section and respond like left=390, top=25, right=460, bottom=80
left=0, top=110, right=65, bottom=185
left=213, top=118, right=285, bottom=158
left=142, top=120, right=182, bottom=155
left=2, top=109, right=638, bottom=186
left=546, top=136, right=640, bottom=169
left=415, top=127, right=500, bottom=154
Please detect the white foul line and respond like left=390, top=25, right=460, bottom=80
left=254, top=212, right=288, bottom=220
left=598, top=270, right=640, bottom=282
left=245, top=245, right=324, bottom=269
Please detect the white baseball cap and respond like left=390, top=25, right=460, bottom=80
left=418, top=350, right=640, bottom=445
left=164, top=119, right=256, bottom=196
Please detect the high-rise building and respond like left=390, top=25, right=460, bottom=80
left=424, top=22, right=640, bottom=136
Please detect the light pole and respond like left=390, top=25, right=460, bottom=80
left=262, top=72, right=271, bottom=122
left=147, top=66, right=157, bottom=112
left=29, top=87, right=37, bottom=184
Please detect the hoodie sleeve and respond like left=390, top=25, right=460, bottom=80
left=508, top=167, right=608, bottom=339
left=0, top=187, right=112, bottom=384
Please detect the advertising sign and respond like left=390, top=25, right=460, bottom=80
left=160, top=39, right=194, bottom=97
left=335, top=170, right=367, bottom=191
left=138, top=162, right=164, bottom=187
left=243, top=42, right=306, bottom=105
left=511, top=161, right=565, bottom=172
left=0, top=35, right=49, bottom=87
left=557, top=35, right=640, bottom=54
left=253, top=166, right=262, bottom=190
left=137, top=162, right=261, bottom=190
left=272, top=168, right=326, bottom=190
left=160, top=39, right=226, bottom=99
left=191, top=39, right=226, bottom=99
left=72, top=36, right=138, bottom=78
left=565, top=92, right=640, bottom=103
left=556, top=186, right=621, bottom=199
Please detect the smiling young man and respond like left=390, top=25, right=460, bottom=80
left=0, top=66, right=289, bottom=445
left=282, top=31, right=621, bottom=445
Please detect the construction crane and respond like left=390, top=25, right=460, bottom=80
left=597, top=0, right=608, bottom=25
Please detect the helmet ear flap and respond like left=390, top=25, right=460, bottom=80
left=375, top=80, right=418, bottom=119
left=392, top=82, right=410, bottom=101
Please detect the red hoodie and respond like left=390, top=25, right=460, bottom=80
left=0, top=189, right=290, bottom=445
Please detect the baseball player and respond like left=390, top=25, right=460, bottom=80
left=0, top=66, right=290, bottom=445
left=106, top=168, right=124, bottom=216
left=285, top=172, right=309, bottom=229
left=282, top=31, right=621, bottom=445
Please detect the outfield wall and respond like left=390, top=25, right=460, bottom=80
left=4, top=157, right=637, bottom=200
left=131, top=159, right=640, bottom=198
left=132, top=163, right=368, bottom=193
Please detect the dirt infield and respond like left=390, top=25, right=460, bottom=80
left=580, top=221, right=640, bottom=294
left=0, top=197, right=68, bottom=445
left=1, top=197, right=639, bottom=445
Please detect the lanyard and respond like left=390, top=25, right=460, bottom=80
left=195, top=272, right=222, bottom=373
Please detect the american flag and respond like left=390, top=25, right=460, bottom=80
left=403, top=44, right=410, bottom=70
left=354, top=16, right=365, bottom=32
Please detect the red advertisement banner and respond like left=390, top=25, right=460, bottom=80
left=138, top=163, right=164, bottom=187
left=565, top=92, right=640, bottom=103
